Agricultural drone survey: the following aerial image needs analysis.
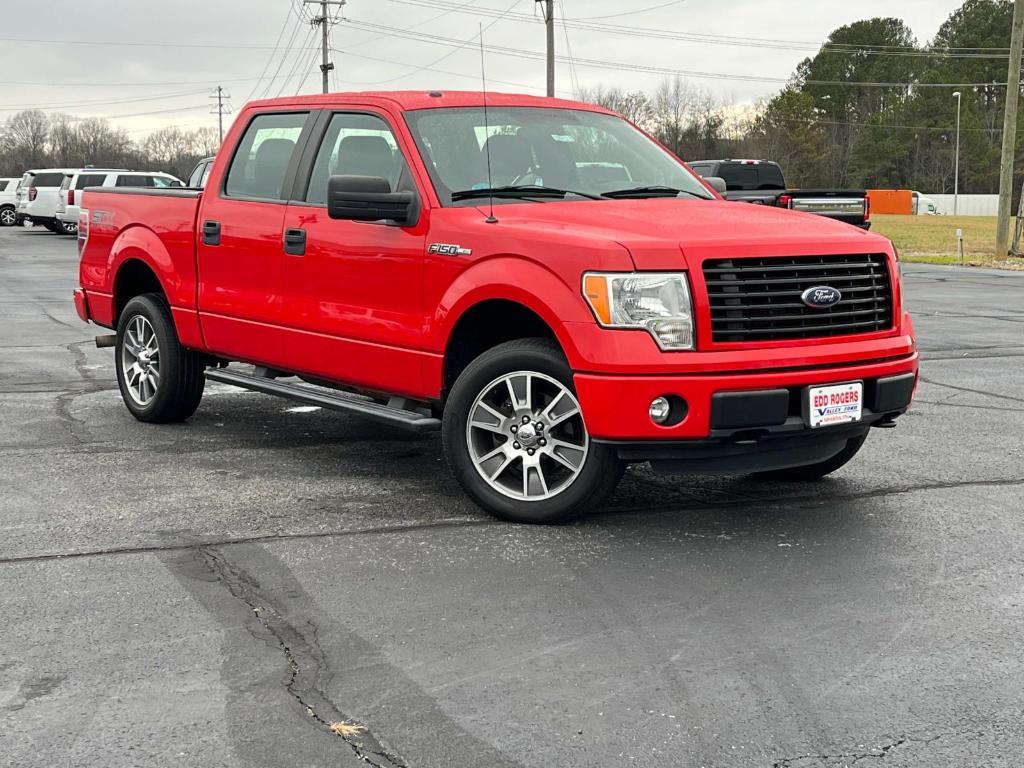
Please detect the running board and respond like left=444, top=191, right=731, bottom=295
left=204, top=368, right=440, bottom=433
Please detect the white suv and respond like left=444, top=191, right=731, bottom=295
left=15, top=168, right=84, bottom=233
left=57, top=170, right=183, bottom=232
left=0, top=177, right=18, bottom=227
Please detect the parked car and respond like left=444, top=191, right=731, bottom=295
left=186, top=157, right=215, bottom=189
left=0, top=177, right=18, bottom=227
left=15, top=169, right=82, bottom=232
left=57, top=170, right=182, bottom=231
left=75, top=91, right=917, bottom=524
left=688, top=159, right=871, bottom=230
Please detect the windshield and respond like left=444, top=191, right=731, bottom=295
left=405, top=107, right=712, bottom=206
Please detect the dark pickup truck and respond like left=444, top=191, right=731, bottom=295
left=689, top=159, right=871, bottom=230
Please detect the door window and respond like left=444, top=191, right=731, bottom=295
left=115, top=174, right=155, bottom=188
left=225, top=112, right=308, bottom=200
left=304, top=113, right=409, bottom=206
left=76, top=174, right=107, bottom=189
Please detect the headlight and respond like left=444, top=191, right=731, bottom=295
left=583, top=272, right=695, bottom=350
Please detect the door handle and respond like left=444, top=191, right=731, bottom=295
left=202, top=219, right=221, bottom=246
left=283, top=227, right=306, bottom=256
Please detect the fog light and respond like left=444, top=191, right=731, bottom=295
left=649, top=396, right=671, bottom=424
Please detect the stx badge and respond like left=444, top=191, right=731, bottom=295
left=428, top=243, right=472, bottom=256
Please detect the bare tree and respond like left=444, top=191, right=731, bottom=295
left=1, top=110, right=50, bottom=169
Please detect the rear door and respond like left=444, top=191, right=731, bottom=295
left=278, top=109, right=428, bottom=395
left=196, top=110, right=314, bottom=365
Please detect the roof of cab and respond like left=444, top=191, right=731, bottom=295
left=245, top=90, right=615, bottom=114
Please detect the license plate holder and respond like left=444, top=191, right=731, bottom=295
left=805, top=381, right=864, bottom=429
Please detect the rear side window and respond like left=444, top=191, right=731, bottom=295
left=115, top=175, right=155, bottom=187
left=225, top=112, right=308, bottom=200
left=757, top=165, right=785, bottom=190
left=304, top=112, right=407, bottom=205
left=689, top=163, right=715, bottom=177
left=717, top=164, right=757, bottom=191
left=32, top=173, right=67, bottom=187
left=76, top=174, right=107, bottom=189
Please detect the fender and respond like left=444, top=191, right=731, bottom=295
left=108, top=225, right=205, bottom=349
left=429, top=255, right=594, bottom=369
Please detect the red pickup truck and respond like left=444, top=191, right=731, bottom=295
left=74, top=91, right=918, bottom=523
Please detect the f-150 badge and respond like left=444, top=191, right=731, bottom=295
left=428, top=243, right=472, bottom=256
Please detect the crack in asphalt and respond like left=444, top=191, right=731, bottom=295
left=771, top=728, right=983, bottom=766
left=52, top=341, right=105, bottom=444
left=198, top=547, right=408, bottom=768
left=0, top=475, right=1022, bottom=566
left=918, top=376, right=1024, bottom=405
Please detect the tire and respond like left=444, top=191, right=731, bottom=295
left=0, top=206, right=15, bottom=227
left=115, top=293, right=204, bottom=423
left=443, top=338, right=623, bottom=524
left=750, top=432, right=869, bottom=482
left=58, top=220, right=78, bottom=235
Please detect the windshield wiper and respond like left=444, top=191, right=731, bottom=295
left=451, top=185, right=602, bottom=202
left=601, top=186, right=711, bottom=200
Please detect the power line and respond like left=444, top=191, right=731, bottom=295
left=0, top=89, right=208, bottom=112
left=378, top=0, right=1016, bottom=59
left=566, top=0, right=687, bottom=20
left=338, top=0, right=524, bottom=86
left=343, top=20, right=1021, bottom=88
left=261, top=11, right=308, bottom=98
left=243, top=3, right=295, bottom=103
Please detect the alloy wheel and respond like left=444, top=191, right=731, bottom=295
left=121, top=315, right=161, bottom=406
left=465, top=371, right=589, bottom=501
left=0, top=209, right=15, bottom=226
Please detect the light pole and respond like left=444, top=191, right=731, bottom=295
left=952, top=90, right=961, bottom=216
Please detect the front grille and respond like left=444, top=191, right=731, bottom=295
left=703, top=254, right=893, bottom=343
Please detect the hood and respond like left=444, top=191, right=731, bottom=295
left=472, top=198, right=889, bottom=270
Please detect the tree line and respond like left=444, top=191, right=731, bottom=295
left=589, top=0, right=1021, bottom=195
left=0, top=110, right=218, bottom=182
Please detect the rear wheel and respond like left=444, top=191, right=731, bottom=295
left=58, top=220, right=77, bottom=235
left=115, top=294, right=204, bottom=423
left=443, top=338, right=623, bottom=524
left=0, top=206, right=15, bottom=227
left=751, top=432, right=868, bottom=481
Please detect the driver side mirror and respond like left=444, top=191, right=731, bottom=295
left=327, top=175, right=419, bottom=226
left=703, top=176, right=728, bottom=198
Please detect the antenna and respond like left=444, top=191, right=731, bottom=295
left=479, top=24, right=498, bottom=224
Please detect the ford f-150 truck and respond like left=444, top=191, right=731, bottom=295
left=688, top=159, right=872, bottom=230
left=74, top=91, right=917, bottom=523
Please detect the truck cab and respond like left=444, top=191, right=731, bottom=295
left=75, top=92, right=917, bottom=523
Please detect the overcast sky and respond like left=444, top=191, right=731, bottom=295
left=0, top=0, right=968, bottom=137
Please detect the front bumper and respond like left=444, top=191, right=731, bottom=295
left=574, top=353, right=918, bottom=443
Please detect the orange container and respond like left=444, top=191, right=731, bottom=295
left=867, top=189, right=913, bottom=215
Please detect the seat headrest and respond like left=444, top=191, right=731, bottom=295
left=252, top=138, right=295, bottom=198
left=481, top=134, right=532, bottom=180
left=334, top=135, right=395, bottom=178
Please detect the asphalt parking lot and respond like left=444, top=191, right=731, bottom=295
left=1, top=223, right=1023, bottom=768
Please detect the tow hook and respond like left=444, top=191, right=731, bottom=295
left=873, top=416, right=899, bottom=429
left=95, top=334, right=117, bottom=348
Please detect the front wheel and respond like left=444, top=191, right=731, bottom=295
left=58, top=220, right=78, bottom=235
left=443, top=338, right=623, bottom=524
left=750, top=432, right=868, bottom=481
left=115, top=294, right=205, bottom=423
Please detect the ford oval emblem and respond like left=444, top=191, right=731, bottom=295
left=801, top=286, right=843, bottom=309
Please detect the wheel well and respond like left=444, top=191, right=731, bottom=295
left=114, top=259, right=165, bottom=322
left=444, top=300, right=559, bottom=395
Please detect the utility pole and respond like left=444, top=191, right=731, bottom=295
left=996, top=0, right=1024, bottom=258
left=209, top=86, right=230, bottom=144
left=952, top=91, right=961, bottom=216
left=535, top=0, right=554, bottom=97
left=304, top=0, right=346, bottom=94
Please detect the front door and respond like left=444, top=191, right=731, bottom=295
left=197, top=110, right=311, bottom=365
left=279, top=111, right=428, bottom=396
